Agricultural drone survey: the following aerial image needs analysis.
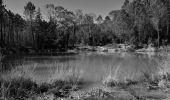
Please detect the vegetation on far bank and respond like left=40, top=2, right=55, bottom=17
left=1, top=0, right=170, bottom=55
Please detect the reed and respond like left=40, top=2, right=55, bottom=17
left=103, top=54, right=170, bottom=91
left=0, top=63, right=83, bottom=99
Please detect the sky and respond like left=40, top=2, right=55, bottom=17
left=4, top=0, right=125, bottom=19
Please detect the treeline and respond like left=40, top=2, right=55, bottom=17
left=0, top=0, right=170, bottom=54
left=109, top=0, right=170, bottom=47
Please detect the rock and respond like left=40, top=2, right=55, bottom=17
left=118, top=44, right=126, bottom=49
left=97, top=46, right=108, bottom=52
left=126, top=46, right=135, bottom=52
left=108, top=49, right=115, bottom=53
left=147, top=46, right=156, bottom=52
left=136, top=44, right=157, bottom=53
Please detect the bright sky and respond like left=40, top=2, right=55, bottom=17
left=4, top=0, right=125, bottom=19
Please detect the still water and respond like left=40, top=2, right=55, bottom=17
left=1, top=52, right=170, bottom=86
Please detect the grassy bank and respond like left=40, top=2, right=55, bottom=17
left=67, top=55, right=170, bottom=100
left=0, top=77, right=82, bottom=100
left=1, top=54, right=170, bottom=100
left=90, top=57, right=170, bottom=100
left=1, top=70, right=170, bottom=100
left=0, top=64, right=83, bottom=100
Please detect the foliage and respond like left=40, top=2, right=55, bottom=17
left=1, top=0, right=170, bottom=54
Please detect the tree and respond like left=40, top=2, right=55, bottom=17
left=96, top=15, right=103, bottom=24
left=109, top=10, right=120, bottom=21
left=35, top=8, right=43, bottom=49
left=81, top=14, right=95, bottom=45
left=161, top=0, right=170, bottom=43
left=128, top=0, right=146, bottom=44
left=165, top=0, right=170, bottom=42
left=122, top=0, right=130, bottom=10
left=45, top=4, right=55, bottom=21
left=45, top=4, right=77, bottom=50
left=13, top=14, right=25, bottom=46
left=35, top=8, right=42, bottom=23
left=149, top=0, right=168, bottom=47
left=105, top=16, right=111, bottom=22
left=55, top=6, right=76, bottom=49
left=74, top=9, right=84, bottom=25
left=24, top=2, right=36, bottom=47
left=0, top=0, right=5, bottom=47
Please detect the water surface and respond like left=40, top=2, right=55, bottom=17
left=1, top=52, right=169, bottom=87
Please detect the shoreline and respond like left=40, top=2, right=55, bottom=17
left=1, top=44, right=170, bottom=56
left=1, top=70, right=170, bottom=100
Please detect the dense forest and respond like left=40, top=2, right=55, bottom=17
left=0, top=0, right=170, bottom=54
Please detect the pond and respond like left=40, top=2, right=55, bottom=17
left=1, top=52, right=170, bottom=88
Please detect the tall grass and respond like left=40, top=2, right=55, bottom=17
left=0, top=63, right=84, bottom=99
left=103, top=65, right=119, bottom=87
left=103, top=54, right=170, bottom=89
left=0, top=77, right=37, bottom=99
left=12, top=63, right=84, bottom=84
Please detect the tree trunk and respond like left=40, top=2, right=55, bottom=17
left=3, top=20, right=5, bottom=46
left=31, top=21, right=34, bottom=46
left=64, top=27, right=69, bottom=50
left=8, top=23, right=10, bottom=45
left=12, top=24, right=14, bottom=46
left=73, top=24, right=76, bottom=47
left=30, top=16, right=35, bottom=49
left=138, top=22, right=140, bottom=45
left=157, top=26, right=160, bottom=47
left=0, top=10, right=3, bottom=47
left=167, top=21, right=169, bottom=43
left=16, top=28, right=19, bottom=46
left=0, top=20, right=3, bottom=47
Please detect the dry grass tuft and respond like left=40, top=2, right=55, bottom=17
left=0, top=63, right=84, bottom=99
